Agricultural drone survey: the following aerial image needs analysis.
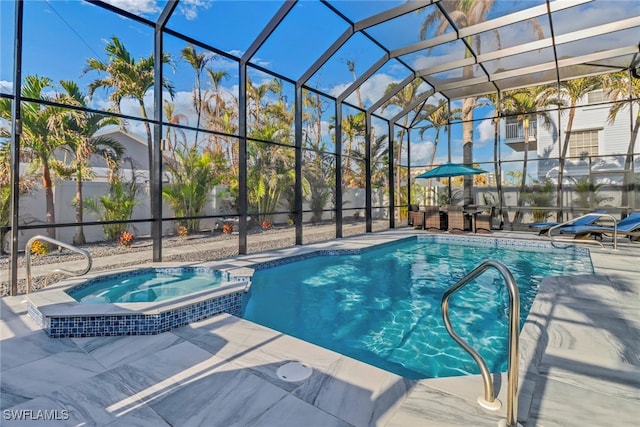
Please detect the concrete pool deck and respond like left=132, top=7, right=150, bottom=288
left=1, top=230, right=639, bottom=426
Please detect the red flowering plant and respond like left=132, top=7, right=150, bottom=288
left=222, top=222, right=234, bottom=234
left=119, top=231, right=134, bottom=247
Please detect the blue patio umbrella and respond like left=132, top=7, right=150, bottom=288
left=415, top=162, right=487, bottom=179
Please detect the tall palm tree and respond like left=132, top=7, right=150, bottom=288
left=538, top=77, right=601, bottom=220
left=419, top=0, right=543, bottom=205
left=55, top=80, right=124, bottom=245
left=84, top=36, right=175, bottom=174
left=346, top=60, right=364, bottom=109
left=603, top=71, right=640, bottom=209
left=340, top=112, right=366, bottom=186
left=0, top=75, right=67, bottom=239
left=302, top=89, right=333, bottom=220
left=381, top=79, right=424, bottom=212
left=415, top=99, right=457, bottom=205
left=181, top=44, right=210, bottom=146
left=0, top=140, right=37, bottom=253
left=500, top=86, right=556, bottom=224
left=417, top=99, right=457, bottom=168
left=204, top=69, right=231, bottom=154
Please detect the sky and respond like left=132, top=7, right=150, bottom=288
left=1, top=0, right=635, bottom=173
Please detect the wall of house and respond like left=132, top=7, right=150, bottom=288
left=536, top=98, right=632, bottom=159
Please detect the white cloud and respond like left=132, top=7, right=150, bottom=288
left=476, top=119, right=494, bottom=144
left=0, top=80, right=14, bottom=94
left=101, top=0, right=160, bottom=16
left=178, top=0, right=212, bottom=21
left=410, top=140, right=435, bottom=166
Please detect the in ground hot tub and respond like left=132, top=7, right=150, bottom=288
left=26, top=265, right=253, bottom=338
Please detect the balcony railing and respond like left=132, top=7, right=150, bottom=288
left=505, top=121, right=537, bottom=141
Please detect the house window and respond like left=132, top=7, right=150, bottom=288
left=568, top=129, right=599, bottom=158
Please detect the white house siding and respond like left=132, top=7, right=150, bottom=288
left=535, top=96, right=634, bottom=183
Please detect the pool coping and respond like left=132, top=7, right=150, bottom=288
left=25, top=233, right=591, bottom=338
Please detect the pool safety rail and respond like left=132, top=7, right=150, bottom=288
left=441, top=260, right=522, bottom=427
left=25, top=235, right=93, bottom=294
left=546, top=212, right=619, bottom=250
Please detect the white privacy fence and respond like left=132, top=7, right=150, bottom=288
left=11, top=181, right=389, bottom=248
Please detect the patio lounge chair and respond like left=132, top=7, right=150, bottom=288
left=529, top=210, right=605, bottom=235
left=559, top=211, right=640, bottom=241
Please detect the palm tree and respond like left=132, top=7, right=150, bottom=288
left=500, top=86, right=556, bottom=224
left=415, top=99, right=458, bottom=206
left=603, top=71, right=640, bottom=208
left=204, top=69, right=231, bottom=155
left=381, top=79, right=424, bottom=214
left=417, top=99, right=455, bottom=169
left=538, top=77, right=601, bottom=220
left=302, top=89, right=333, bottom=220
left=346, top=60, right=364, bottom=109
left=55, top=80, right=124, bottom=245
left=418, top=0, right=543, bottom=205
left=0, top=75, right=68, bottom=239
left=181, top=44, right=210, bottom=146
left=84, top=36, right=175, bottom=174
left=339, top=112, right=366, bottom=187
left=0, top=140, right=37, bottom=253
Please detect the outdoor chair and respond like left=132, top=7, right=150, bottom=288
left=529, top=210, right=606, bottom=235
left=411, top=210, right=425, bottom=230
left=475, top=206, right=495, bottom=233
left=408, top=204, right=420, bottom=226
left=423, top=206, right=441, bottom=231
left=447, top=205, right=468, bottom=233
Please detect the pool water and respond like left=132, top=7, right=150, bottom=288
left=243, top=238, right=593, bottom=379
left=67, top=267, right=232, bottom=303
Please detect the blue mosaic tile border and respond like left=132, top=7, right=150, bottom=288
left=31, top=291, right=244, bottom=338
left=416, top=234, right=591, bottom=255
left=250, top=236, right=417, bottom=271
left=247, top=234, right=589, bottom=272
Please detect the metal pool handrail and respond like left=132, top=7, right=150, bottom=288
left=25, top=235, right=93, bottom=294
left=546, top=212, right=618, bottom=250
left=441, top=260, right=521, bottom=427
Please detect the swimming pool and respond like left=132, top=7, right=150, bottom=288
left=243, top=236, right=594, bottom=379
left=66, top=267, right=234, bottom=303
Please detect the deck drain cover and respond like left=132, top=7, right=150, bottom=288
left=277, top=362, right=312, bottom=382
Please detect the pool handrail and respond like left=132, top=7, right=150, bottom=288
left=441, top=260, right=521, bottom=427
left=545, top=212, right=618, bottom=250
left=26, top=235, right=93, bottom=294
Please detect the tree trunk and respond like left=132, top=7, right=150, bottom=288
left=621, top=112, right=639, bottom=211
left=462, top=97, right=475, bottom=206
left=514, top=117, right=530, bottom=224
left=42, top=163, right=56, bottom=240
left=73, top=173, right=85, bottom=245
left=493, top=118, right=505, bottom=229
left=555, top=108, right=576, bottom=222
